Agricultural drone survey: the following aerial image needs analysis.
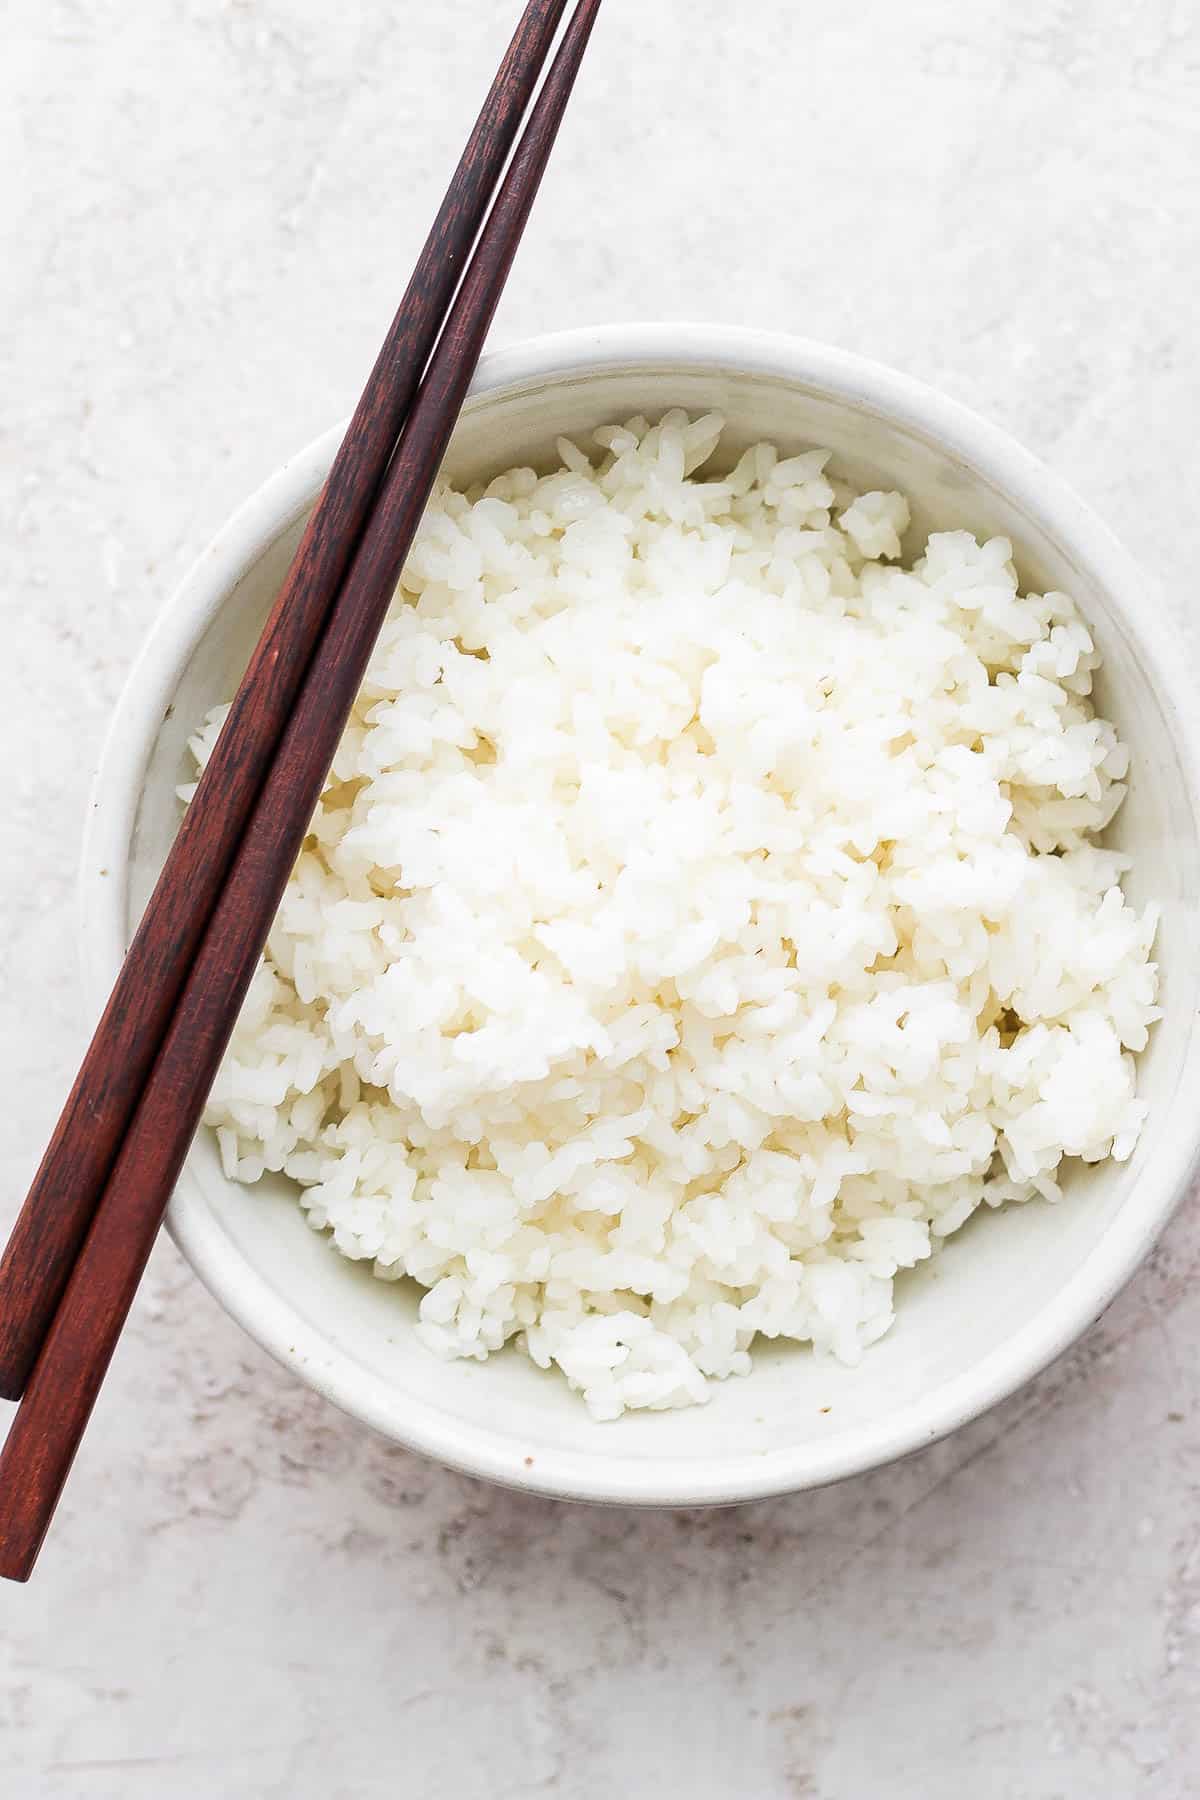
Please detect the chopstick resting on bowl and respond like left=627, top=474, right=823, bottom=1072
left=0, top=0, right=574, bottom=1408
left=0, top=0, right=603, bottom=1582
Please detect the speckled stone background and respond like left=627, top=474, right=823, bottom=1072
left=3, top=2, right=1200, bottom=1795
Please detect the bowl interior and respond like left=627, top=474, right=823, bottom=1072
left=110, top=346, right=1200, bottom=1501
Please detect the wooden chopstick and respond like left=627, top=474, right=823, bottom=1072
left=0, top=0, right=602, bottom=1584
left=0, top=0, right=571, bottom=1405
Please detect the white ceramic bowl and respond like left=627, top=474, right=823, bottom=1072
left=82, top=324, right=1200, bottom=1505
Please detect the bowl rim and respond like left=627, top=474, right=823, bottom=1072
left=80, top=321, right=1200, bottom=1505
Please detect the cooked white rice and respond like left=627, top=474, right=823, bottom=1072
left=187, top=410, right=1159, bottom=1419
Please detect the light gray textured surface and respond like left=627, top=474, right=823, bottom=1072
left=2, top=2, right=1199, bottom=1795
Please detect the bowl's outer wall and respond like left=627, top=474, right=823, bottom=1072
left=80, top=327, right=1200, bottom=1504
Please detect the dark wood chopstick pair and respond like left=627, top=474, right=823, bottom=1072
left=0, top=0, right=602, bottom=1582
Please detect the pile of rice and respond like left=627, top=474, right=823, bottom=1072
left=188, top=410, right=1159, bottom=1419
